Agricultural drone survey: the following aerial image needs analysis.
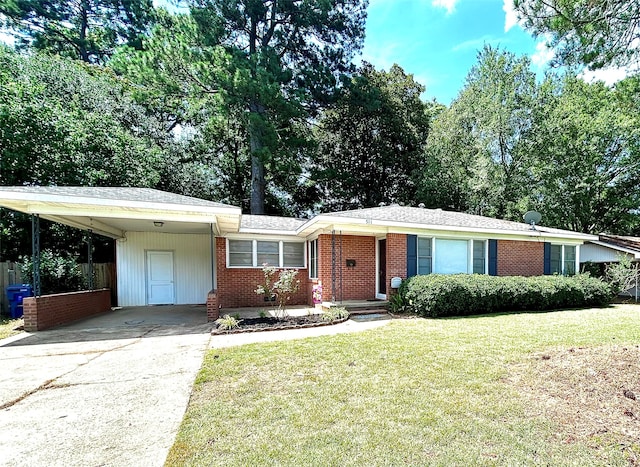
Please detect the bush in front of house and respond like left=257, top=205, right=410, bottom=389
left=402, top=274, right=612, bottom=318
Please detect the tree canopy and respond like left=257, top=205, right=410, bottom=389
left=514, top=0, right=640, bottom=69
left=0, top=0, right=155, bottom=63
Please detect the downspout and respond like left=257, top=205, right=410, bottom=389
left=210, top=223, right=216, bottom=291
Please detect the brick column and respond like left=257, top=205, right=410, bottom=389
left=206, top=290, right=219, bottom=321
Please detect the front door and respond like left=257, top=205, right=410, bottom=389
left=378, top=239, right=387, bottom=297
left=147, top=251, right=175, bottom=305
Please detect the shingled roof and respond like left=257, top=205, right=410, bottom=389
left=241, top=215, right=307, bottom=232
left=598, top=234, right=640, bottom=252
left=0, top=186, right=236, bottom=209
left=323, top=205, right=587, bottom=237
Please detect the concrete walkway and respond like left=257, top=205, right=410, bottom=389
left=0, top=307, right=392, bottom=466
left=0, top=306, right=213, bottom=467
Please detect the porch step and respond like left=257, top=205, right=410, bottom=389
left=321, top=301, right=389, bottom=314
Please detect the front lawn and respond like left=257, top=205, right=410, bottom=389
left=167, top=305, right=640, bottom=466
left=0, top=316, right=23, bottom=340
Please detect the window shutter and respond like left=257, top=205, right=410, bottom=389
left=407, top=235, right=417, bottom=277
left=488, top=239, right=498, bottom=276
left=543, top=242, right=551, bottom=275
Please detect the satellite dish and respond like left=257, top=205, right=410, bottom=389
left=523, top=211, right=542, bottom=229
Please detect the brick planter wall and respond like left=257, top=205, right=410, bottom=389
left=497, top=240, right=545, bottom=276
left=23, top=289, right=111, bottom=332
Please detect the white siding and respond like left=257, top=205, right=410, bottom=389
left=116, top=232, right=213, bottom=306
left=580, top=243, right=634, bottom=263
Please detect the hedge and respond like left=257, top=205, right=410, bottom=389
left=402, top=274, right=612, bottom=318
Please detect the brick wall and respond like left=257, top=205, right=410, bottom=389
left=497, top=240, right=544, bottom=276
left=317, top=234, right=376, bottom=302
left=23, top=289, right=111, bottom=332
left=216, top=238, right=310, bottom=308
left=386, top=233, right=407, bottom=295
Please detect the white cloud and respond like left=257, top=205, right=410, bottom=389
left=503, top=0, right=521, bottom=32
left=432, top=0, right=458, bottom=15
left=0, top=31, right=15, bottom=47
left=580, top=66, right=633, bottom=86
left=531, top=39, right=554, bottom=69
left=360, top=42, right=402, bottom=71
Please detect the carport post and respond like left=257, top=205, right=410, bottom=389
left=87, top=229, right=94, bottom=290
left=31, top=214, right=41, bottom=296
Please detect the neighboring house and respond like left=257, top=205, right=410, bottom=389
left=0, top=187, right=598, bottom=319
left=581, top=234, right=640, bottom=298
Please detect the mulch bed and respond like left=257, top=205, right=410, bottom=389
left=211, top=314, right=349, bottom=335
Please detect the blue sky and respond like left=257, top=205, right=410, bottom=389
left=360, top=0, right=546, bottom=104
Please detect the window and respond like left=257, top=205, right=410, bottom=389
left=434, top=239, right=468, bottom=274
left=309, top=239, right=318, bottom=278
left=417, top=237, right=432, bottom=275
left=228, top=240, right=305, bottom=268
left=228, top=240, right=252, bottom=267
left=257, top=241, right=279, bottom=266
left=416, top=237, right=488, bottom=275
left=284, top=242, right=305, bottom=268
left=473, top=240, right=486, bottom=274
left=550, top=244, right=576, bottom=275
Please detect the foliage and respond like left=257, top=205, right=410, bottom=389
left=315, top=63, right=431, bottom=209
left=320, top=307, right=349, bottom=322
left=20, top=250, right=86, bottom=295
left=605, top=255, right=639, bottom=296
left=514, top=0, right=640, bottom=69
left=388, top=281, right=409, bottom=314
left=0, top=0, right=155, bottom=63
left=214, top=314, right=242, bottom=330
left=523, top=74, right=640, bottom=233
left=402, top=274, right=612, bottom=318
left=255, top=265, right=301, bottom=319
left=418, top=46, right=537, bottom=219
left=0, top=317, right=23, bottom=339
left=116, top=1, right=368, bottom=214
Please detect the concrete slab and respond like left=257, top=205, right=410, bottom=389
left=0, top=306, right=213, bottom=467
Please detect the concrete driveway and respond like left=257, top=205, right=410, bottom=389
left=0, top=306, right=213, bottom=467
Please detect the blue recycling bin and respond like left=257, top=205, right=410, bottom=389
left=6, top=284, right=34, bottom=319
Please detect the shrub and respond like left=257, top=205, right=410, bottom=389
left=20, top=250, right=86, bottom=294
left=321, top=307, right=349, bottom=322
left=255, top=264, right=301, bottom=319
left=215, top=314, right=242, bottom=330
left=402, top=274, right=612, bottom=318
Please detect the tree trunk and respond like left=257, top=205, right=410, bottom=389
left=79, top=0, right=90, bottom=62
left=249, top=100, right=266, bottom=214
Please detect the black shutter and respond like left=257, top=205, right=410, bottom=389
left=488, top=239, right=498, bottom=276
left=543, top=242, right=551, bottom=275
left=407, top=235, right=417, bottom=277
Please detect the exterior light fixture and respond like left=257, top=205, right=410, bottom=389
left=153, top=221, right=164, bottom=228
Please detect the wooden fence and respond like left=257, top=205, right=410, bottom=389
left=0, top=262, right=116, bottom=314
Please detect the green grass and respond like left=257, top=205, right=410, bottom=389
left=167, top=305, right=640, bottom=466
left=0, top=316, right=23, bottom=340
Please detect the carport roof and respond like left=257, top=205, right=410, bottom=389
left=0, top=186, right=242, bottom=238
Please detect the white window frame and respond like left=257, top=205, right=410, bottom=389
left=550, top=243, right=579, bottom=276
left=226, top=238, right=306, bottom=268
left=417, top=236, right=489, bottom=275
left=308, top=239, right=318, bottom=279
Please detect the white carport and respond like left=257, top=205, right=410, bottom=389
left=0, top=187, right=242, bottom=306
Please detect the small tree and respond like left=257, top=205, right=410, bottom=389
left=605, top=255, right=639, bottom=299
left=255, top=264, right=301, bottom=319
